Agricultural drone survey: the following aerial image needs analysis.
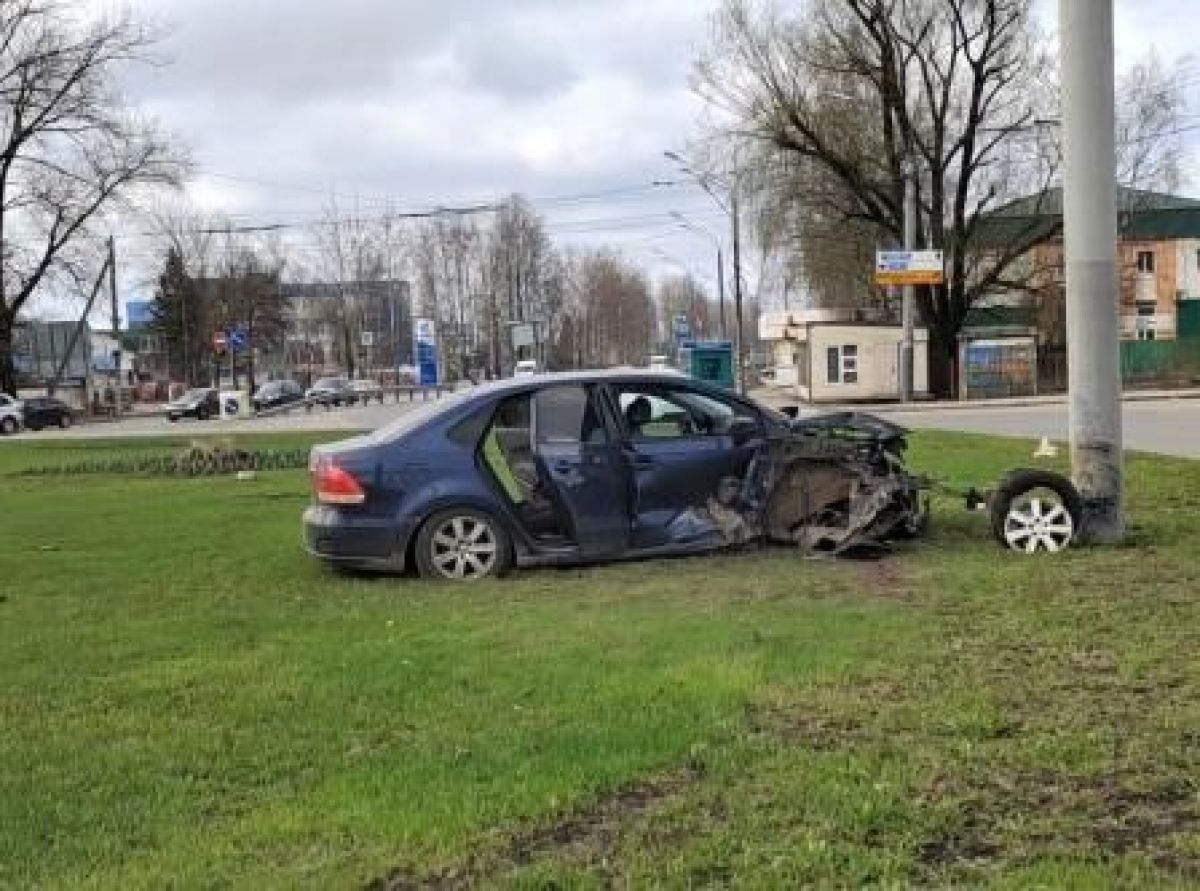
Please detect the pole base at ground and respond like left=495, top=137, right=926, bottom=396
left=1071, top=440, right=1125, bottom=544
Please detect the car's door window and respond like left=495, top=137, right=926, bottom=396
left=481, top=393, right=535, bottom=504
left=614, top=384, right=758, bottom=440
left=534, top=386, right=608, bottom=445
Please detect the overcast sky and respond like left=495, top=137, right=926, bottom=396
left=96, top=0, right=1198, bottom=312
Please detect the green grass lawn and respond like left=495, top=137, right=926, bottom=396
left=1, top=431, right=1198, bottom=889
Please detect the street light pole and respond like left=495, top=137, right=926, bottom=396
left=730, top=188, right=746, bottom=395
left=1060, top=0, right=1123, bottom=543
left=671, top=211, right=727, bottom=338
left=900, top=156, right=917, bottom=401
left=664, top=150, right=746, bottom=393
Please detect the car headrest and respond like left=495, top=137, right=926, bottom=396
left=626, top=395, right=652, bottom=426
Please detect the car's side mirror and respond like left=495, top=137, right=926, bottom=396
left=779, top=405, right=800, bottom=419
left=729, top=416, right=760, bottom=446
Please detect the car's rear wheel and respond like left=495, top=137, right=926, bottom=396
left=0, top=416, right=18, bottom=435
left=415, top=508, right=512, bottom=581
left=58, top=413, right=72, bottom=429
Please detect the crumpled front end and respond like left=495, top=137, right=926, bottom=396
left=756, top=418, right=929, bottom=554
left=664, top=412, right=930, bottom=556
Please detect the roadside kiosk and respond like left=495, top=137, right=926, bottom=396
left=677, top=340, right=735, bottom=390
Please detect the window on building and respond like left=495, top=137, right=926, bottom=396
left=1136, top=250, right=1155, bottom=273
left=797, top=342, right=810, bottom=387
left=826, top=345, right=859, bottom=385
left=1135, top=300, right=1158, bottom=341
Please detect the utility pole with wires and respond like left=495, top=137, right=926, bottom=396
left=664, top=150, right=747, bottom=393
left=1060, top=0, right=1124, bottom=543
left=899, top=156, right=917, bottom=402
left=107, top=235, right=122, bottom=413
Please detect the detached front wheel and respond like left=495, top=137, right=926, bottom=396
left=415, top=508, right=512, bottom=581
left=991, top=469, right=1082, bottom=554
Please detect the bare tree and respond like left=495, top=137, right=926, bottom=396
left=697, top=0, right=1063, bottom=396
left=487, top=195, right=557, bottom=374
left=0, top=0, right=187, bottom=393
left=1115, top=51, right=1191, bottom=193
left=656, top=273, right=718, bottom=344
left=697, top=0, right=1189, bottom=396
left=561, top=250, right=654, bottom=367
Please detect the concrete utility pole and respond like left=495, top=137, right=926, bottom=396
left=1060, top=0, right=1124, bottom=542
left=899, top=156, right=917, bottom=402
left=731, top=187, right=745, bottom=394
left=107, top=235, right=121, bottom=414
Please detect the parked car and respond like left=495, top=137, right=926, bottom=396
left=21, top=396, right=74, bottom=430
left=253, top=380, right=305, bottom=412
left=0, top=393, right=22, bottom=435
left=513, top=359, right=539, bottom=377
left=350, top=378, right=383, bottom=403
left=306, top=377, right=356, bottom=406
left=165, top=388, right=220, bottom=422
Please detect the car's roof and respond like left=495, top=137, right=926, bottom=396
left=469, top=368, right=733, bottom=398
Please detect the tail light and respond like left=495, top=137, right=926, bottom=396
left=311, top=454, right=366, bottom=505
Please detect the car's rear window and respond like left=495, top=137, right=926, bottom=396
left=360, top=389, right=474, bottom=445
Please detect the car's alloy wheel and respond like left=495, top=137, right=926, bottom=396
left=990, top=469, right=1082, bottom=554
left=416, top=509, right=511, bottom=581
left=1003, top=490, right=1074, bottom=553
left=59, top=414, right=71, bottom=429
left=0, top=417, right=17, bottom=435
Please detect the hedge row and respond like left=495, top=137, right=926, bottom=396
left=15, top=446, right=310, bottom=478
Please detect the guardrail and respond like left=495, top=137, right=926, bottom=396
left=251, top=385, right=451, bottom=419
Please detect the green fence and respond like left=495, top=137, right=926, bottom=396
left=1120, top=338, right=1200, bottom=384
left=1179, top=300, right=1200, bottom=340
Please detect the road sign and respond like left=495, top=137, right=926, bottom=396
left=671, top=314, right=692, bottom=343
left=360, top=330, right=375, bottom=348
left=413, top=319, right=439, bottom=386
left=227, top=327, right=249, bottom=352
left=875, top=250, right=945, bottom=286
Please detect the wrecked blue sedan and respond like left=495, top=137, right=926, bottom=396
left=304, top=370, right=928, bottom=580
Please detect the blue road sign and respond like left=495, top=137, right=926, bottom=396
left=227, top=327, right=249, bottom=352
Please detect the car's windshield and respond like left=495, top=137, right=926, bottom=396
left=182, top=389, right=210, bottom=401
left=313, top=378, right=343, bottom=389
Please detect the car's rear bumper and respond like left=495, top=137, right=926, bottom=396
left=303, top=505, right=407, bottom=572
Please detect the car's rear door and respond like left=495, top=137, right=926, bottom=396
left=532, top=384, right=631, bottom=559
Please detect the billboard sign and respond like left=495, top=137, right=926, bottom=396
left=414, top=319, right=439, bottom=386
left=126, top=300, right=156, bottom=330
left=509, top=321, right=536, bottom=351
left=875, top=250, right=945, bottom=286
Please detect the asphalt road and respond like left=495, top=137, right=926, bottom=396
left=6, top=390, right=1198, bottom=459
left=5, top=398, right=435, bottom=441
left=866, top=399, right=1200, bottom=458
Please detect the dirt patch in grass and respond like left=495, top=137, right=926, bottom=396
left=917, top=767, right=1200, bottom=880
left=366, top=769, right=701, bottom=890
left=853, top=555, right=915, bottom=599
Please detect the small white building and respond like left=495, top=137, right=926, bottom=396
left=759, top=309, right=928, bottom=403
